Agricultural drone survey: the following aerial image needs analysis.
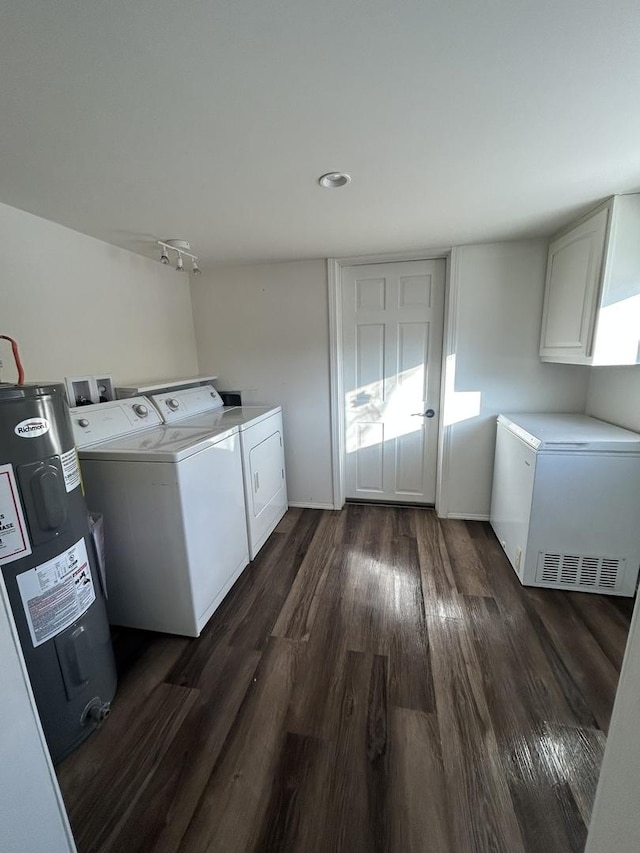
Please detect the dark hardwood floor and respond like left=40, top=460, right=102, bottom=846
left=57, top=506, right=634, bottom=853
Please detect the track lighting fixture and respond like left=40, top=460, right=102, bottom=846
left=157, top=239, right=201, bottom=275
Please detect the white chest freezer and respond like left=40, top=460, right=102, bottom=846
left=490, top=413, right=640, bottom=596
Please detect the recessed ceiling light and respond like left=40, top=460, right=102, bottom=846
left=319, top=172, right=351, bottom=188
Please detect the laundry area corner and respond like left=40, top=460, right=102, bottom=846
left=2, top=2, right=640, bottom=847
left=0, top=334, right=289, bottom=852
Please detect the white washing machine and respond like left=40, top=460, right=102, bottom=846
left=71, top=397, right=249, bottom=636
left=149, top=385, right=288, bottom=559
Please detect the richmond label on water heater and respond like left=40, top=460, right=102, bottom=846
left=14, top=418, right=51, bottom=438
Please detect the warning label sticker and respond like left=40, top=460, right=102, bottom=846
left=17, top=537, right=96, bottom=647
left=60, top=447, right=82, bottom=493
left=0, top=464, right=32, bottom=566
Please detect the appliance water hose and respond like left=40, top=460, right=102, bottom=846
left=0, top=335, right=25, bottom=384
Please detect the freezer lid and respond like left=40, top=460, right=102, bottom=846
left=78, top=422, right=239, bottom=462
left=497, top=413, right=640, bottom=452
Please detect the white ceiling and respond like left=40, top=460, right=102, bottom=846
left=1, top=0, right=640, bottom=267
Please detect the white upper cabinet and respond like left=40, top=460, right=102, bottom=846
left=540, top=194, right=640, bottom=365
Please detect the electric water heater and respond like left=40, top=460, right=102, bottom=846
left=0, top=382, right=116, bottom=763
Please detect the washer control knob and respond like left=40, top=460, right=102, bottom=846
left=167, top=398, right=179, bottom=411
left=133, top=404, right=148, bottom=417
left=78, top=418, right=90, bottom=428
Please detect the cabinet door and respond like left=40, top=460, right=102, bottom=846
left=539, top=206, right=609, bottom=363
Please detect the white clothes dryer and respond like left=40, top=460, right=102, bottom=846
left=71, top=397, right=249, bottom=636
left=150, top=385, right=288, bottom=560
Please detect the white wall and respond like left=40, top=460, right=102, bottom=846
left=190, top=243, right=591, bottom=516
left=584, top=369, right=640, bottom=853
left=0, top=582, right=75, bottom=853
left=585, top=594, right=640, bottom=853
left=441, top=241, right=591, bottom=518
left=190, top=260, right=334, bottom=508
left=586, top=367, right=640, bottom=432
left=0, top=202, right=198, bottom=386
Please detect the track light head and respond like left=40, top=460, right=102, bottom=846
left=157, top=239, right=200, bottom=275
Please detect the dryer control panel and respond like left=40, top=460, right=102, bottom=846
left=150, top=384, right=224, bottom=423
left=71, top=397, right=162, bottom=448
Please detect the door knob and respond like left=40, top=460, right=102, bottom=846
left=411, top=408, right=436, bottom=418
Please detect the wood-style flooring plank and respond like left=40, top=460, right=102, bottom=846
left=365, top=653, right=390, bottom=851
left=476, top=532, right=600, bottom=729
left=177, top=636, right=300, bottom=853
left=387, top=648, right=435, bottom=713
left=320, top=521, right=390, bottom=657
left=228, top=509, right=323, bottom=650
left=272, top=511, right=341, bottom=642
left=415, top=510, right=527, bottom=853
left=65, top=682, right=199, bottom=853
left=113, top=643, right=262, bottom=853
left=463, top=594, right=588, bottom=853
left=565, top=590, right=633, bottom=670
left=323, top=521, right=427, bottom=660
left=165, top=508, right=321, bottom=666
left=384, top=504, right=417, bottom=539
left=465, top=519, right=490, bottom=540
left=273, top=506, right=304, bottom=534
left=560, top=724, right=607, bottom=826
left=316, top=651, right=389, bottom=853
left=260, top=651, right=390, bottom=853
left=252, top=732, right=323, bottom=853
left=527, top=587, right=621, bottom=733
left=441, top=517, right=493, bottom=597
left=389, top=708, right=453, bottom=853
left=286, top=585, right=358, bottom=739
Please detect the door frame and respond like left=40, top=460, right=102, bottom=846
left=328, top=248, right=458, bottom=513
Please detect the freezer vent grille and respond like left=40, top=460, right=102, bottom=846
left=537, top=553, right=626, bottom=591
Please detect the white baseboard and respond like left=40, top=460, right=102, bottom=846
left=287, top=501, right=336, bottom=511
left=444, top=512, right=491, bottom=521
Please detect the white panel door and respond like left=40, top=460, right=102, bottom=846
left=342, top=259, right=445, bottom=503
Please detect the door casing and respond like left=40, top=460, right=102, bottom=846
left=328, top=248, right=456, bottom=514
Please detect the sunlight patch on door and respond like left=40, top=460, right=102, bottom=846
left=346, top=365, right=426, bottom=454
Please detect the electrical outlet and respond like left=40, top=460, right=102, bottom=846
left=515, top=546, right=522, bottom=571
